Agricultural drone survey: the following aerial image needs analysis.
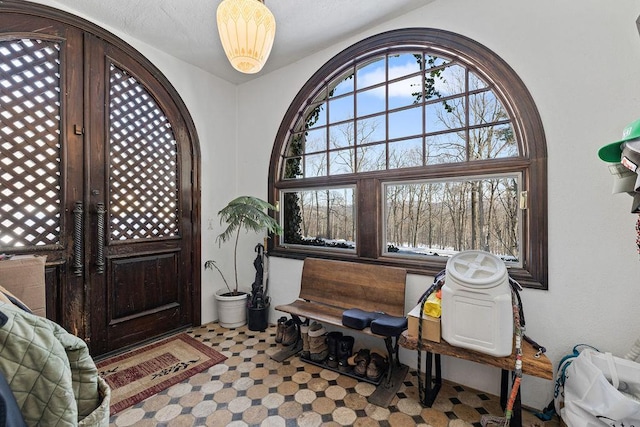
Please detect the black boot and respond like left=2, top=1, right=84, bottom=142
left=338, top=335, right=355, bottom=372
left=326, top=331, right=343, bottom=368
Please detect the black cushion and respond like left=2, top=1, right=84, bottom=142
left=342, top=308, right=382, bottom=330
left=370, top=314, right=407, bottom=336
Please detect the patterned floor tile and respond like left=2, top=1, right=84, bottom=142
left=108, top=322, right=561, bottom=427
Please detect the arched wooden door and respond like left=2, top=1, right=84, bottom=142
left=0, top=2, right=201, bottom=356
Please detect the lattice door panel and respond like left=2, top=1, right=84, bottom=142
left=109, top=64, right=179, bottom=241
left=0, top=39, right=61, bottom=248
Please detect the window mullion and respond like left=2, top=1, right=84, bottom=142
left=356, top=178, right=380, bottom=259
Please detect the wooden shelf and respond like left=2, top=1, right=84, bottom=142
left=399, top=330, right=553, bottom=380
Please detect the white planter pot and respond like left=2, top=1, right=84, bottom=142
left=215, top=289, right=248, bottom=328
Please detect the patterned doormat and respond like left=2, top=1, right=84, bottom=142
left=96, top=333, right=227, bottom=415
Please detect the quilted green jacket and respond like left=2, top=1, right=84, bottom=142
left=0, top=302, right=110, bottom=426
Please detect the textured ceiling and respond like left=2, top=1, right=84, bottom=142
left=34, top=0, right=432, bottom=84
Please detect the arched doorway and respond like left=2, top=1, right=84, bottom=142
left=0, top=1, right=201, bottom=355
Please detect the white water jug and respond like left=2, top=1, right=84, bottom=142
left=441, top=250, right=513, bottom=357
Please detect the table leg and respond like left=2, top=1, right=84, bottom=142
left=500, top=369, right=508, bottom=409
left=421, top=352, right=442, bottom=406
left=383, top=336, right=395, bottom=386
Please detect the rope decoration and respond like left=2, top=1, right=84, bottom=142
left=480, top=284, right=524, bottom=427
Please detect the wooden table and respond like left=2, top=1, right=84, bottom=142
left=399, top=330, right=553, bottom=427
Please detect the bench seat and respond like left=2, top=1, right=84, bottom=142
left=275, top=257, right=408, bottom=386
left=277, top=300, right=392, bottom=339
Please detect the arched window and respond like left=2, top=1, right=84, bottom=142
left=268, top=29, right=547, bottom=289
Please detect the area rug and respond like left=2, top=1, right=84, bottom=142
left=96, top=333, right=227, bottom=415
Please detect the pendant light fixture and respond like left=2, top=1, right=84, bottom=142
left=216, top=0, right=276, bottom=74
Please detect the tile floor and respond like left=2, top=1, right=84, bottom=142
left=108, top=322, right=561, bottom=427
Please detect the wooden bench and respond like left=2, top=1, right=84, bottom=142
left=275, top=258, right=407, bottom=386
left=399, top=331, right=553, bottom=427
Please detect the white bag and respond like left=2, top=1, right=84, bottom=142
left=560, top=349, right=640, bottom=426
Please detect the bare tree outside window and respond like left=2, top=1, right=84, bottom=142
left=384, top=175, right=520, bottom=264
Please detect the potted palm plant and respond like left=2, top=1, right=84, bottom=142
left=205, top=196, right=282, bottom=328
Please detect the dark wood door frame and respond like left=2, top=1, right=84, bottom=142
left=0, top=1, right=202, bottom=355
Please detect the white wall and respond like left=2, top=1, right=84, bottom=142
left=236, top=0, right=640, bottom=410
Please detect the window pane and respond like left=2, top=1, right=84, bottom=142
left=469, top=71, right=488, bottom=90
left=283, top=157, right=302, bottom=179
left=437, top=64, right=466, bottom=98
left=329, top=70, right=355, bottom=97
left=426, top=132, right=465, bottom=164
left=388, top=53, right=422, bottom=79
left=357, top=86, right=385, bottom=116
left=357, top=143, right=386, bottom=172
left=328, top=95, right=353, bottom=123
left=426, top=96, right=465, bottom=133
left=284, top=135, right=304, bottom=179
left=329, top=148, right=355, bottom=175
left=469, top=90, right=507, bottom=126
left=389, top=106, right=422, bottom=139
left=384, top=175, right=520, bottom=264
left=281, top=188, right=356, bottom=250
left=305, top=153, right=327, bottom=177
left=286, top=133, right=304, bottom=157
left=356, top=115, right=385, bottom=144
left=303, top=102, right=327, bottom=129
left=305, top=127, right=326, bottom=153
left=389, top=138, right=423, bottom=169
left=356, top=56, right=385, bottom=90
left=424, top=54, right=450, bottom=70
left=388, top=75, right=422, bottom=109
left=329, top=122, right=353, bottom=149
left=470, top=124, right=519, bottom=159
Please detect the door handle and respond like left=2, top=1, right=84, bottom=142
left=72, top=201, right=83, bottom=276
left=96, top=202, right=106, bottom=274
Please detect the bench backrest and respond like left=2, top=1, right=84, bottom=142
left=299, top=258, right=407, bottom=317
